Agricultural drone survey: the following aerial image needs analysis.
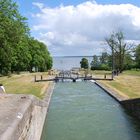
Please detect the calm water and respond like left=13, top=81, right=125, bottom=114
left=41, top=82, right=140, bottom=140
left=53, top=56, right=92, bottom=70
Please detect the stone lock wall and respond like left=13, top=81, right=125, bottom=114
left=0, top=82, right=54, bottom=140
left=121, top=98, right=140, bottom=120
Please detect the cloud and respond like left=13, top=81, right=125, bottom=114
left=32, top=1, right=140, bottom=56
left=32, top=2, right=44, bottom=9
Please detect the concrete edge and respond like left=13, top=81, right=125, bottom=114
left=95, top=81, right=125, bottom=102
left=26, top=81, right=55, bottom=140
left=38, top=82, right=55, bottom=139
left=95, top=81, right=140, bottom=120
left=0, top=97, right=33, bottom=140
left=31, top=81, right=55, bottom=107
left=0, top=81, right=55, bottom=140
left=121, top=97, right=140, bottom=103
left=20, top=81, right=55, bottom=140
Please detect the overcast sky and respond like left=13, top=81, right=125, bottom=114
left=14, top=0, right=140, bottom=56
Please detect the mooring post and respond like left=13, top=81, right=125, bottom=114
left=104, top=74, right=106, bottom=79
left=34, top=75, right=36, bottom=82
left=73, top=79, right=76, bottom=82
left=77, top=73, right=79, bottom=78
left=41, top=75, right=43, bottom=80
left=55, top=77, right=59, bottom=82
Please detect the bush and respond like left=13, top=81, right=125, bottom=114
left=91, top=64, right=110, bottom=70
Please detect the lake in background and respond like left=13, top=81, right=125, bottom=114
left=53, top=56, right=93, bottom=70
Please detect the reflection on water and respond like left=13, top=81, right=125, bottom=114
left=41, top=82, right=140, bottom=140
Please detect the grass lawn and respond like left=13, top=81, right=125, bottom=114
left=1, top=70, right=139, bottom=99
left=90, top=70, right=112, bottom=79
left=79, top=70, right=112, bottom=79
left=99, top=70, right=140, bottom=99
left=0, top=72, right=50, bottom=99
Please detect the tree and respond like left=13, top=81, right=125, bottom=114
left=0, top=0, right=29, bottom=75
left=80, top=58, right=89, bottom=69
left=11, top=36, right=31, bottom=72
left=100, top=52, right=109, bottom=64
left=0, top=0, right=52, bottom=75
left=105, top=31, right=133, bottom=72
left=135, top=44, right=140, bottom=69
left=124, top=53, right=134, bottom=70
left=90, top=55, right=99, bottom=70
left=90, top=54, right=110, bottom=70
left=28, top=38, right=52, bottom=72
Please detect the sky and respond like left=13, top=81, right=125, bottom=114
left=14, top=0, right=140, bottom=56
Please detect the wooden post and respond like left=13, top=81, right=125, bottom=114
left=104, top=74, right=106, bottom=79
left=73, top=79, right=76, bottom=82
left=55, top=77, right=59, bottom=82
left=34, top=75, right=36, bottom=82
left=77, top=73, right=79, bottom=78
left=41, top=75, right=43, bottom=80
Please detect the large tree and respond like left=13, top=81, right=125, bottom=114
left=11, top=36, right=31, bottom=72
left=105, top=31, right=133, bottom=72
left=28, top=38, right=52, bottom=72
left=0, top=0, right=29, bottom=75
left=0, top=0, right=52, bottom=75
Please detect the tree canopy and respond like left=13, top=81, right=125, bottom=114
left=0, top=0, right=52, bottom=75
left=105, top=31, right=134, bottom=72
left=80, top=58, right=89, bottom=69
left=90, top=53, right=110, bottom=70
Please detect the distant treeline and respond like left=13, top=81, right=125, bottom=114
left=80, top=32, right=140, bottom=71
left=0, top=0, right=52, bottom=75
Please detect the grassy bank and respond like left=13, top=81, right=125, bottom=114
left=0, top=72, right=49, bottom=98
left=90, top=70, right=112, bottom=79
left=1, top=70, right=139, bottom=99
left=99, top=70, right=140, bottom=99
left=80, top=70, right=112, bottom=79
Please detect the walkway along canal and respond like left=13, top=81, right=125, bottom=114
left=41, top=81, right=140, bottom=140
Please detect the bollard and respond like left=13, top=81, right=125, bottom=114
left=73, top=79, right=76, bottom=82
left=34, top=75, right=36, bottom=82
left=104, top=74, right=106, bottom=79
left=41, top=75, right=43, bottom=80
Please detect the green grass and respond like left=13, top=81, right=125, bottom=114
left=122, top=70, right=140, bottom=76
left=109, top=82, right=139, bottom=98
left=0, top=72, right=49, bottom=99
left=100, top=70, right=140, bottom=99
left=89, top=70, right=112, bottom=79
left=79, top=70, right=112, bottom=79
left=1, top=70, right=139, bottom=99
left=90, top=70, right=111, bottom=75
